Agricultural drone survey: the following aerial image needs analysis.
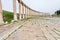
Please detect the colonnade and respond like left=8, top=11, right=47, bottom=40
left=0, top=0, right=41, bottom=25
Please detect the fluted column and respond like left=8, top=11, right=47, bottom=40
left=25, top=7, right=28, bottom=18
left=22, top=4, right=24, bottom=19
left=13, top=0, right=17, bottom=20
left=23, top=6, right=26, bottom=18
left=19, top=0, right=22, bottom=20
left=29, top=9, right=31, bottom=17
left=28, top=9, right=30, bottom=16
left=0, top=0, right=4, bottom=25
left=24, top=6, right=25, bottom=14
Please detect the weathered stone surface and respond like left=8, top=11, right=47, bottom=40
left=13, top=0, right=17, bottom=20
left=0, top=0, right=4, bottom=25
left=6, top=17, right=60, bottom=40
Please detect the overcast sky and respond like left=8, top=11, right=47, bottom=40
left=1, top=0, right=60, bottom=14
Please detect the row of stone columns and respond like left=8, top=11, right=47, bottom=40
left=13, top=0, right=27, bottom=20
left=18, top=0, right=31, bottom=20
left=0, top=0, right=41, bottom=25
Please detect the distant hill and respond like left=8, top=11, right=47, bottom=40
left=3, top=10, right=13, bottom=22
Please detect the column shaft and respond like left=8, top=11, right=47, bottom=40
left=0, top=0, right=4, bottom=25
left=17, top=0, right=23, bottom=20
left=19, top=3, right=23, bottom=19
left=25, top=7, right=28, bottom=18
left=23, top=6, right=26, bottom=19
left=13, top=0, right=17, bottom=20
left=22, top=5, right=24, bottom=19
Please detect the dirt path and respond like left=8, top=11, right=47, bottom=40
left=6, top=17, right=60, bottom=40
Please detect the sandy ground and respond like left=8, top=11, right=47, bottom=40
left=6, top=17, right=60, bottom=40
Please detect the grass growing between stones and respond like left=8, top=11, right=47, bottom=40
left=41, top=31, right=47, bottom=40
left=46, top=28, right=57, bottom=40
left=52, top=30, right=60, bottom=36
left=4, top=17, right=31, bottom=40
left=52, top=28, right=60, bottom=36
left=54, top=28, right=60, bottom=32
left=5, top=24, right=24, bottom=40
left=21, top=17, right=32, bottom=22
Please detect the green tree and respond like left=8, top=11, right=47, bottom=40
left=55, top=10, right=60, bottom=15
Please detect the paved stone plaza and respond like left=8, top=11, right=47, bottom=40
left=5, top=17, right=60, bottom=40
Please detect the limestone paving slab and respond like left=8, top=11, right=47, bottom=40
left=5, top=17, right=60, bottom=40
left=0, top=20, right=25, bottom=40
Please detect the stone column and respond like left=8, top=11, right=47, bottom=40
left=0, top=0, right=4, bottom=25
left=19, top=1, right=22, bottom=20
left=22, top=4, right=24, bottom=19
left=13, top=0, right=17, bottom=20
left=28, top=8, right=29, bottom=17
left=29, top=9, right=31, bottom=17
left=31, top=10, right=33, bottom=16
left=23, top=6, right=26, bottom=18
left=25, top=7, right=28, bottom=18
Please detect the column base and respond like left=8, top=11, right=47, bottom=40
left=0, top=22, right=4, bottom=26
left=14, top=14, right=18, bottom=21
left=22, top=14, right=25, bottom=19
left=19, top=14, right=22, bottom=20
